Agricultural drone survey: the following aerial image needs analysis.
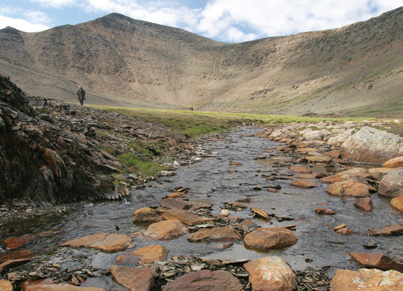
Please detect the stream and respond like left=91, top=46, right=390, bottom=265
left=1, top=126, right=402, bottom=289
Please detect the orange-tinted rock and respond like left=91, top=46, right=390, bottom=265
left=306, top=155, right=333, bottom=163
left=349, top=252, right=403, bottom=272
left=144, top=220, right=188, bottom=240
left=290, top=166, right=311, bottom=174
left=315, top=208, right=336, bottom=215
left=323, top=150, right=341, bottom=158
left=296, top=174, right=317, bottom=179
left=330, top=268, right=403, bottom=291
left=110, top=265, right=157, bottom=291
left=61, top=233, right=131, bottom=253
left=321, top=175, right=344, bottom=184
left=161, top=209, right=212, bottom=226
left=116, top=245, right=169, bottom=265
left=23, top=279, right=106, bottom=291
left=368, top=168, right=393, bottom=180
left=369, top=224, right=403, bottom=236
left=378, top=169, right=403, bottom=197
left=244, top=257, right=297, bottom=291
left=383, top=156, right=403, bottom=168
left=0, top=250, right=33, bottom=261
left=132, top=207, right=162, bottom=223
left=187, top=227, right=240, bottom=242
left=244, top=227, right=298, bottom=251
left=291, top=180, right=318, bottom=188
left=0, top=279, right=12, bottom=291
left=354, top=197, right=373, bottom=211
left=163, top=270, right=243, bottom=291
left=390, top=196, right=403, bottom=212
left=229, top=161, right=243, bottom=166
left=2, top=236, right=30, bottom=250
left=327, top=181, right=370, bottom=197
left=0, top=258, right=30, bottom=273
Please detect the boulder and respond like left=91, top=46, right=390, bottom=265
left=306, top=155, right=333, bottom=163
left=369, top=224, right=403, bottom=236
left=244, top=227, right=298, bottom=251
left=378, top=169, right=403, bottom=197
left=291, top=180, right=318, bottom=188
left=349, top=252, right=403, bottom=272
left=144, top=220, right=188, bottom=240
left=60, top=233, right=131, bottom=253
left=368, top=168, right=393, bottom=180
left=340, top=127, right=402, bottom=164
left=244, top=257, right=297, bottom=291
left=116, top=245, right=169, bottom=265
left=163, top=270, right=243, bottom=291
left=390, top=196, right=403, bottom=212
left=161, top=209, right=212, bottom=226
left=110, top=265, right=157, bottom=291
left=326, top=181, right=370, bottom=197
left=383, top=156, right=403, bottom=168
left=0, top=280, right=12, bottom=291
left=132, top=207, right=162, bottom=223
left=327, top=128, right=356, bottom=146
left=354, top=197, right=373, bottom=211
left=236, top=219, right=258, bottom=233
left=330, top=268, right=403, bottom=291
left=187, top=227, right=241, bottom=242
left=23, top=281, right=105, bottom=291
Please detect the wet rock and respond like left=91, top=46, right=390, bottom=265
left=291, top=180, right=318, bottom=188
left=354, top=197, right=373, bottom=211
left=23, top=279, right=106, bottom=290
left=251, top=208, right=272, bottom=221
left=162, top=209, right=212, bottom=226
left=330, top=268, right=403, bottom=291
left=116, top=245, right=169, bottom=265
left=378, top=169, right=403, bottom=197
left=295, top=147, right=319, bottom=154
left=340, top=127, right=402, bottom=164
left=237, top=197, right=251, bottom=203
left=244, top=227, right=298, bottom=251
left=0, top=250, right=33, bottom=261
left=382, top=156, right=403, bottom=168
left=236, top=219, right=258, bottom=234
left=349, top=252, right=403, bottom=272
left=0, top=258, right=30, bottom=272
left=326, top=181, right=370, bottom=197
left=323, top=150, right=341, bottom=158
left=132, top=207, right=162, bottom=223
left=244, top=256, right=297, bottom=291
left=333, top=224, right=354, bottom=235
left=227, top=202, right=248, bottom=209
left=306, top=155, right=333, bottom=163
left=144, top=220, right=188, bottom=240
left=220, top=209, right=230, bottom=217
left=290, top=166, right=311, bottom=174
left=368, top=168, right=393, bottom=180
left=321, top=175, right=344, bottom=184
left=110, top=265, right=157, bottom=291
left=390, top=196, right=403, bottom=212
left=60, top=233, right=131, bottom=253
left=368, top=224, right=403, bottom=236
left=229, top=161, right=243, bottom=166
left=160, top=198, right=192, bottom=210
left=2, top=236, right=30, bottom=250
left=0, top=279, right=12, bottom=291
left=187, top=227, right=241, bottom=242
left=163, top=270, right=243, bottom=291
left=315, top=208, right=336, bottom=215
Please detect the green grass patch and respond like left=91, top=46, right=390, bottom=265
left=117, top=153, right=166, bottom=177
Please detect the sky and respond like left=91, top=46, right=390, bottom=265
left=0, top=0, right=402, bottom=43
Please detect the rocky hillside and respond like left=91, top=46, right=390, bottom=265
left=0, top=75, right=193, bottom=206
left=0, top=8, right=402, bottom=117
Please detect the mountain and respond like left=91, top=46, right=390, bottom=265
left=0, top=8, right=402, bottom=117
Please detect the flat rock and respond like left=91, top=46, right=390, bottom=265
left=378, top=169, right=403, bottom=197
left=368, top=168, right=393, bottom=180
left=330, top=268, right=403, bottom=291
left=244, top=256, right=297, bottom=291
left=132, top=207, right=162, bottom=223
left=326, top=181, right=370, bottom=197
left=354, top=197, right=373, bottom=211
left=160, top=198, right=192, bottom=210
left=0, top=280, right=12, bottom=291
left=144, top=220, right=188, bottom=240
left=161, top=209, right=212, bottom=226
left=323, top=150, right=341, bottom=158
left=369, top=224, right=403, bottom=236
left=244, top=227, right=298, bottom=251
left=187, top=227, right=241, bottom=242
left=110, top=265, right=157, bottom=291
left=236, top=219, right=258, bottom=233
left=0, top=258, right=30, bottom=272
left=390, top=196, right=403, bottom=212
left=290, top=165, right=312, bottom=174
left=163, top=270, right=243, bottom=291
left=315, top=208, right=336, bottom=215
left=22, top=279, right=105, bottom=291
left=382, top=156, right=403, bottom=168
left=349, top=252, right=403, bottom=272
left=116, top=245, right=169, bottom=265
left=306, top=155, right=333, bottom=163
left=291, top=180, right=318, bottom=188
left=61, top=233, right=131, bottom=253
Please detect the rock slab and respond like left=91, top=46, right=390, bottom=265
left=349, top=252, right=403, bottom=272
left=110, top=265, right=157, bottom=291
left=244, top=227, right=298, bottom=251
left=144, top=220, right=188, bottom=240
left=61, top=233, right=131, bottom=253
left=187, top=227, right=240, bottom=242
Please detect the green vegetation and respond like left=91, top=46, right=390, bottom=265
left=117, top=153, right=167, bottom=177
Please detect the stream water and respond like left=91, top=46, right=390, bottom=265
left=2, top=126, right=402, bottom=289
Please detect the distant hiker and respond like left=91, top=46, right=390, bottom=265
left=77, top=86, right=86, bottom=106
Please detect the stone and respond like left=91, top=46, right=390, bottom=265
left=354, top=197, right=373, bottom=211
left=378, top=169, right=403, bottom=197
left=161, top=209, right=211, bottom=226
left=369, top=224, right=403, bottom=236
left=330, top=268, right=403, bottom=291
left=2, top=236, right=30, bottom=250
left=390, top=196, right=403, bottom=212
left=295, top=147, right=318, bottom=153
left=0, top=258, right=30, bottom=273
left=368, top=168, right=393, bottom=180
left=23, top=279, right=106, bottom=291
left=229, top=161, right=243, bottom=166
left=244, top=227, right=298, bottom=251
left=340, top=127, right=402, bottom=164
left=116, top=245, right=169, bottom=265
left=0, top=249, right=33, bottom=261
left=327, top=128, right=356, bottom=146
left=220, top=209, right=230, bottom=217
left=321, top=175, right=344, bottom=184
left=0, top=280, right=12, bottom=291
left=144, top=220, right=188, bottom=240
left=187, top=227, right=241, bottom=242
left=315, top=208, right=336, bottom=215
left=290, top=166, right=311, bottom=174
left=323, top=150, right=341, bottom=158
left=244, top=256, right=297, bottom=291
left=349, top=252, right=403, bottom=272
left=60, top=233, right=131, bottom=253
left=132, top=207, right=162, bottom=223
left=291, top=180, right=318, bottom=188
left=383, top=156, right=403, bottom=168
left=163, top=270, right=243, bottom=291
left=326, top=181, right=370, bottom=197
left=110, top=265, right=157, bottom=291
left=306, top=155, right=333, bottom=163
left=236, top=219, right=258, bottom=233
left=160, top=198, right=192, bottom=210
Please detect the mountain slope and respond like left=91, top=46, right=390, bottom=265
left=0, top=8, right=402, bottom=117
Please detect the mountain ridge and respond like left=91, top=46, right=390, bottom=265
left=0, top=7, right=402, bottom=117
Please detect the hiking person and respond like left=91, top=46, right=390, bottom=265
left=77, top=86, right=86, bottom=106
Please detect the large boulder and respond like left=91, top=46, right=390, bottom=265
left=163, top=270, right=243, bottom=291
left=383, top=157, right=403, bottom=168
left=340, top=127, right=402, bottom=164
left=244, top=257, right=297, bottom=291
left=378, top=169, right=403, bottom=197
left=327, top=181, right=370, bottom=197
left=327, top=128, right=356, bottom=146
left=144, top=220, right=188, bottom=240
left=60, top=233, right=131, bottom=253
left=330, top=268, right=403, bottom=290
left=390, top=196, right=403, bottom=212
left=110, top=265, right=157, bottom=291
left=244, top=227, right=298, bottom=251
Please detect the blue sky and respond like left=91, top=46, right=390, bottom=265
left=0, top=0, right=402, bottom=42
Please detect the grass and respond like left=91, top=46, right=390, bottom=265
left=117, top=153, right=167, bottom=177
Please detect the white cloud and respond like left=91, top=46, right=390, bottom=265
left=29, top=0, right=78, bottom=9
left=0, top=15, right=50, bottom=31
